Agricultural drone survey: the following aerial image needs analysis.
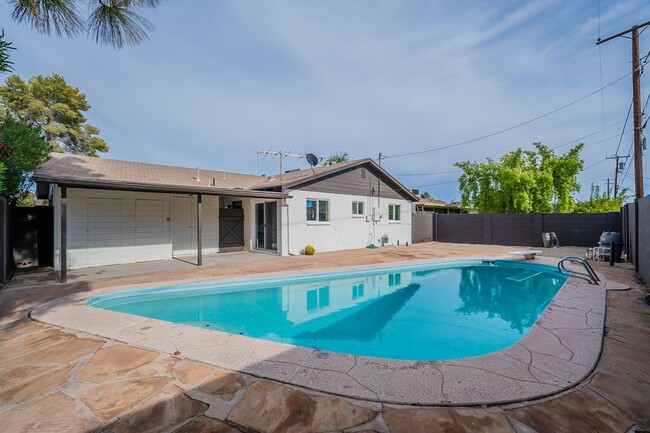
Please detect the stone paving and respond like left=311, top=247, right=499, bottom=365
left=0, top=243, right=649, bottom=432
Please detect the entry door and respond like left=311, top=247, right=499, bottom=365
left=171, top=197, right=196, bottom=256
left=255, top=202, right=277, bottom=251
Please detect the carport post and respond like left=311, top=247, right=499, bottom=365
left=60, top=185, right=67, bottom=283
left=197, top=193, right=202, bottom=266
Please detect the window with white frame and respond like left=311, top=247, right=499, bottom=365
left=388, top=203, right=401, bottom=221
left=306, top=199, right=329, bottom=222
left=307, top=286, right=330, bottom=310
left=352, top=201, right=364, bottom=216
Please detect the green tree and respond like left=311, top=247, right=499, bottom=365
left=0, top=113, right=50, bottom=204
left=0, top=74, right=108, bottom=156
left=323, top=152, right=350, bottom=166
left=0, top=161, right=5, bottom=194
left=0, top=31, right=15, bottom=192
left=7, top=0, right=163, bottom=49
left=573, top=184, right=628, bottom=213
left=456, top=143, right=583, bottom=213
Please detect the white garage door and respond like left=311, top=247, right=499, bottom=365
left=87, top=198, right=123, bottom=267
left=135, top=199, right=167, bottom=261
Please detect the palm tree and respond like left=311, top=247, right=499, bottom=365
left=0, top=32, right=14, bottom=74
left=8, top=0, right=163, bottom=49
left=323, top=152, right=350, bottom=166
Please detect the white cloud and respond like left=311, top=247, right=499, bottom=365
left=0, top=0, right=648, bottom=200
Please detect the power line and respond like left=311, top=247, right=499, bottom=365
left=614, top=100, right=633, bottom=156
left=581, top=158, right=607, bottom=172
left=394, top=169, right=461, bottom=176
left=415, top=179, right=457, bottom=189
left=383, top=71, right=633, bottom=159
left=615, top=91, right=650, bottom=193
left=551, top=119, right=626, bottom=150
left=583, top=129, right=633, bottom=149
left=579, top=174, right=608, bottom=185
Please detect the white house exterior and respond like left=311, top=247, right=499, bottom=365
left=282, top=187, right=412, bottom=256
left=34, top=154, right=418, bottom=281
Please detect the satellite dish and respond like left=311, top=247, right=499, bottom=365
left=305, top=153, right=319, bottom=167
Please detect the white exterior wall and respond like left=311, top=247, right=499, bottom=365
left=54, top=187, right=221, bottom=270
left=283, top=189, right=412, bottom=255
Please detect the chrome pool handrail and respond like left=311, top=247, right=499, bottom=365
left=557, top=256, right=600, bottom=285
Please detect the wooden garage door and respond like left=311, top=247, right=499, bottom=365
left=135, top=199, right=167, bottom=262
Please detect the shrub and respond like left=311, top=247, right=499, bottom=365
left=304, top=245, right=316, bottom=255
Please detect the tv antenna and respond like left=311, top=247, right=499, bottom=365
left=256, top=149, right=304, bottom=185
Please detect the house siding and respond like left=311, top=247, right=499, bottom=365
left=53, top=187, right=220, bottom=270
left=284, top=189, right=412, bottom=255
left=289, top=166, right=411, bottom=201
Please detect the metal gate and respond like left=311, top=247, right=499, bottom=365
left=12, top=206, right=54, bottom=268
left=219, top=208, right=244, bottom=249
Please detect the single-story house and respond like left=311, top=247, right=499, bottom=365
left=412, top=197, right=469, bottom=214
left=33, top=154, right=418, bottom=281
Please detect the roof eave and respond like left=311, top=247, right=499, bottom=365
left=273, top=158, right=420, bottom=202
left=33, top=176, right=290, bottom=199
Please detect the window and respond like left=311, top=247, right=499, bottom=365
left=352, top=283, right=365, bottom=300
left=352, top=201, right=364, bottom=216
left=307, top=286, right=330, bottom=310
left=307, top=199, right=329, bottom=222
left=361, top=168, right=366, bottom=178
left=388, top=204, right=401, bottom=221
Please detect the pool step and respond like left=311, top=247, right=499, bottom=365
left=507, top=270, right=542, bottom=283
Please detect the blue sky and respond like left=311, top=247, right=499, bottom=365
left=1, top=0, right=649, bottom=202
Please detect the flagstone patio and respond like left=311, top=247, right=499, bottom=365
left=1, top=243, right=649, bottom=432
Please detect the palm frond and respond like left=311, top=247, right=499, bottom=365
left=10, top=0, right=83, bottom=37
left=129, top=0, right=165, bottom=8
left=0, top=31, right=16, bottom=74
left=86, top=0, right=153, bottom=49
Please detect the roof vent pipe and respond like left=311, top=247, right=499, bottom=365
left=195, top=167, right=200, bottom=182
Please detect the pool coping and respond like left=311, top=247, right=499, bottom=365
left=30, top=256, right=629, bottom=406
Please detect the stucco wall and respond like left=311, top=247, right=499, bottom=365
left=284, top=189, right=412, bottom=255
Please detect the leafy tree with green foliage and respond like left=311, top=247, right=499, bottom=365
left=456, top=143, right=583, bottom=213
left=6, top=0, right=163, bottom=49
left=323, top=152, right=350, bottom=166
left=0, top=113, right=50, bottom=204
left=0, top=160, right=5, bottom=194
left=0, top=31, right=15, bottom=194
left=573, top=184, right=628, bottom=213
left=0, top=74, right=108, bottom=156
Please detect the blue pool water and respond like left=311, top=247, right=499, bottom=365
left=89, top=260, right=567, bottom=361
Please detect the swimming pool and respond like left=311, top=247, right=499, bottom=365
left=89, top=260, right=567, bottom=361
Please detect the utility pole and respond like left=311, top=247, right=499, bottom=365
left=606, top=155, right=621, bottom=198
left=597, top=20, right=650, bottom=198
left=256, top=149, right=304, bottom=186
